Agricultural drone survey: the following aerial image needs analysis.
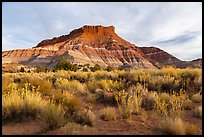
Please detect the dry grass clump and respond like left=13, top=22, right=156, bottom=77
left=69, top=71, right=88, bottom=82
left=191, top=93, right=202, bottom=103
left=2, top=74, right=12, bottom=94
left=114, top=86, right=144, bottom=118
left=185, top=122, right=197, bottom=135
left=24, top=75, right=53, bottom=96
left=40, top=102, right=66, bottom=130
left=161, top=117, right=197, bottom=135
left=53, top=92, right=81, bottom=115
left=193, top=106, right=202, bottom=119
left=55, top=78, right=85, bottom=93
left=160, top=92, right=170, bottom=103
left=182, top=100, right=194, bottom=110
left=87, top=80, right=116, bottom=93
left=73, top=109, right=96, bottom=126
left=142, top=91, right=158, bottom=110
left=2, top=84, right=46, bottom=123
left=95, top=89, right=115, bottom=105
left=100, top=107, right=117, bottom=121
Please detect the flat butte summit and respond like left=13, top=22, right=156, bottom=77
left=2, top=25, right=202, bottom=69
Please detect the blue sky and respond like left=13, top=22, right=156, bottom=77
left=2, top=2, right=202, bottom=61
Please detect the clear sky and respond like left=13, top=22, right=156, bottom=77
left=2, top=2, right=202, bottom=61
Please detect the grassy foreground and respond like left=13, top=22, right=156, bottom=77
left=2, top=67, right=202, bottom=135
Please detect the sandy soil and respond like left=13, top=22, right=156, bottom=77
left=2, top=102, right=202, bottom=135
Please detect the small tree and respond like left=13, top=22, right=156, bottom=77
left=91, top=64, right=101, bottom=72
left=106, top=66, right=114, bottom=72
left=20, top=67, right=25, bottom=72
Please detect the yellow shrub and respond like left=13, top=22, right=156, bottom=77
left=40, top=102, right=66, bottom=130
left=53, top=91, right=81, bottom=115
left=73, top=109, right=96, bottom=126
left=25, top=75, right=53, bottom=96
left=161, top=117, right=197, bottom=135
left=2, top=85, right=47, bottom=122
left=55, top=78, right=85, bottom=93
left=161, top=117, right=185, bottom=135
left=100, top=107, right=117, bottom=121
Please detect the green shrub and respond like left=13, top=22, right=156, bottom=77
left=90, top=64, right=101, bottom=72
left=105, top=66, right=114, bottom=72
left=55, top=58, right=77, bottom=71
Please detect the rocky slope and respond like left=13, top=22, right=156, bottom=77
left=139, top=47, right=202, bottom=68
left=2, top=25, right=201, bottom=69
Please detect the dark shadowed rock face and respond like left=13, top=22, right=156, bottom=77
left=139, top=47, right=202, bottom=68
left=2, top=25, right=201, bottom=69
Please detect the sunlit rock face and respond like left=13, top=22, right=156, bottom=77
left=3, top=25, right=200, bottom=69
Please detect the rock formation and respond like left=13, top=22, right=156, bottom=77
left=2, top=25, right=201, bottom=69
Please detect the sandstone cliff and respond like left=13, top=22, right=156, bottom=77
left=2, top=25, right=156, bottom=69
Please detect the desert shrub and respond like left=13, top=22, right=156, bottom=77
left=193, top=106, right=202, bottom=119
left=161, top=117, right=197, bottom=135
left=20, top=67, right=25, bottom=72
left=182, top=100, right=194, bottom=110
left=142, top=92, right=158, bottom=110
left=73, top=109, right=96, bottom=126
left=24, top=75, right=53, bottom=96
left=2, top=84, right=46, bottom=123
left=100, top=107, right=117, bottom=121
left=114, top=89, right=143, bottom=118
left=105, top=66, right=114, bottom=72
left=40, top=102, right=66, bottom=130
left=127, top=83, right=145, bottom=114
left=114, top=90, right=132, bottom=119
left=86, top=81, right=99, bottom=93
left=55, top=70, right=71, bottom=80
left=90, top=64, right=101, bottom=72
left=86, top=80, right=115, bottom=93
left=95, top=89, right=115, bottom=105
left=155, top=90, right=185, bottom=118
left=2, top=75, right=13, bottom=94
left=69, top=71, right=89, bottom=82
left=191, top=93, right=202, bottom=103
left=160, top=92, right=170, bottom=103
left=35, top=66, right=48, bottom=73
left=55, top=78, right=85, bottom=93
left=161, top=117, right=185, bottom=135
left=53, top=92, right=81, bottom=116
left=55, top=59, right=78, bottom=71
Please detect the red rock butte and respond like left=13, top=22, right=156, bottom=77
left=2, top=25, right=202, bottom=69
